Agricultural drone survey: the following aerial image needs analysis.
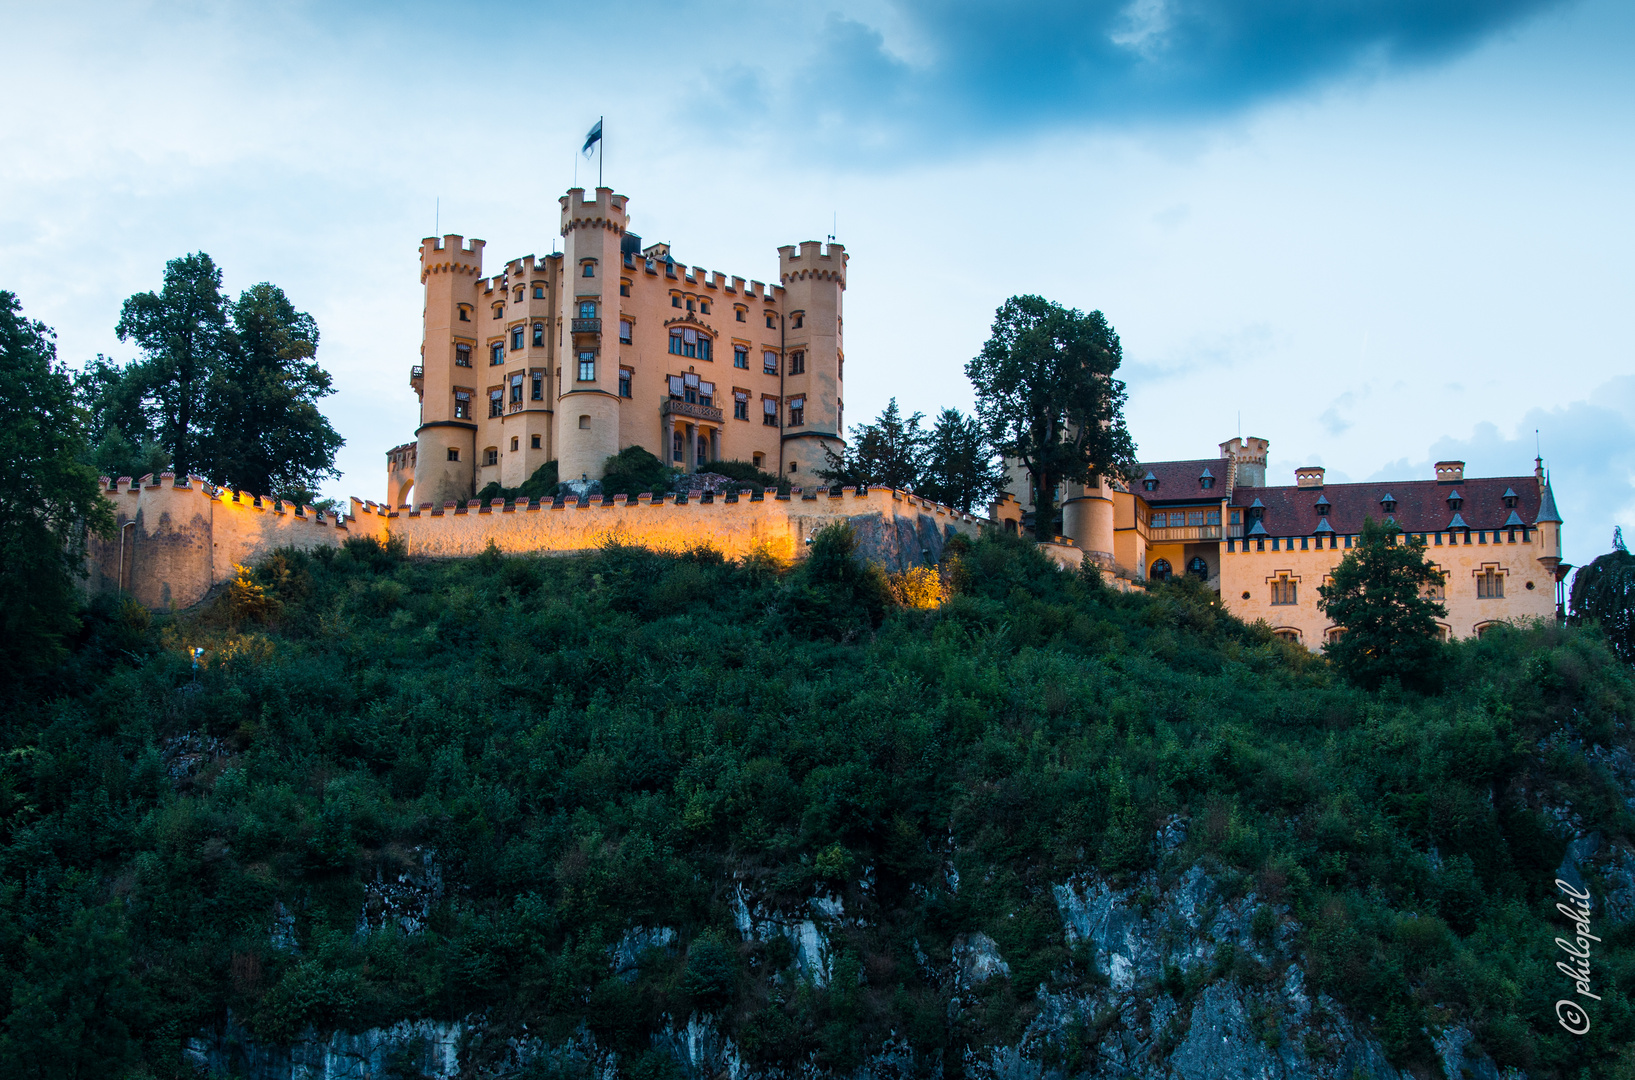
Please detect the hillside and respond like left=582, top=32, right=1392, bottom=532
left=2, top=530, right=1632, bottom=1079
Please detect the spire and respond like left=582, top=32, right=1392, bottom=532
left=1536, top=473, right=1563, bottom=524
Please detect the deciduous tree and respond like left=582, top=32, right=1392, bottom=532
left=1318, top=516, right=1447, bottom=690
left=966, top=296, right=1137, bottom=541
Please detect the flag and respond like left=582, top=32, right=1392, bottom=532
left=582, top=119, right=602, bottom=157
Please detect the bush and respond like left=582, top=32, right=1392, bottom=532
left=600, top=446, right=674, bottom=497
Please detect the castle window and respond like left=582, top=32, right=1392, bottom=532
left=577, top=354, right=596, bottom=382
left=766, top=313, right=776, bottom=329
left=531, top=373, right=543, bottom=400
left=619, top=368, right=632, bottom=398
left=448, top=447, right=460, bottom=461
left=763, top=397, right=779, bottom=426
left=736, top=307, right=746, bottom=323
left=455, top=344, right=472, bottom=367
left=579, top=301, right=597, bottom=320
left=1187, top=556, right=1208, bottom=580
left=515, top=287, right=524, bottom=303
left=669, top=327, right=711, bottom=359
left=686, top=298, right=695, bottom=312
left=672, top=430, right=684, bottom=462
left=511, top=436, right=519, bottom=452
left=752, top=452, right=764, bottom=469
left=620, top=281, right=630, bottom=297
left=582, top=261, right=595, bottom=278
left=672, top=295, right=682, bottom=308
left=533, top=323, right=545, bottom=347
left=788, top=396, right=805, bottom=426
left=792, top=312, right=804, bottom=328
left=700, top=301, right=710, bottom=314
left=789, top=351, right=805, bottom=375
left=579, top=415, right=590, bottom=429
left=453, top=390, right=471, bottom=419
left=1477, top=567, right=1504, bottom=599
left=490, top=342, right=504, bottom=365
left=734, top=346, right=748, bottom=369
left=1149, top=558, right=1172, bottom=582
left=1270, top=574, right=1297, bottom=605
left=531, top=434, right=541, bottom=449
left=510, top=373, right=524, bottom=404
left=489, top=389, right=503, bottom=417
left=1425, top=569, right=1446, bottom=600
left=1380, top=493, right=1397, bottom=513
left=763, top=350, right=778, bottom=375
left=534, top=285, right=544, bottom=299
left=458, top=305, right=471, bottom=322
left=619, top=320, right=632, bottom=344
left=511, top=325, right=525, bottom=351
left=493, top=304, right=504, bottom=320
left=734, top=390, right=748, bottom=420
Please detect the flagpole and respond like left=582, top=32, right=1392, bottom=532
left=598, top=115, right=604, bottom=189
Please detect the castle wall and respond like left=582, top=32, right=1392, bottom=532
left=1219, top=531, right=1558, bottom=644
left=97, top=480, right=988, bottom=611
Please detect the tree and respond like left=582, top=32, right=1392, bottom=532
left=115, top=252, right=233, bottom=478
left=600, top=445, right=675, bottom=496
left=72, top=355, right=168, bottom=480
left=916, top=407, right=1009, bottom=513
left=0, top=292, right=114, bottom=668
left=1569, top=529, right=1635, bottom=661
left=966, top=296, right=1137, bottom=541
left=1318, top=517, right=1447, bottom=690
left=200, top=281, right=343, bottom=498
left=817, top=398, right=925, bottom=490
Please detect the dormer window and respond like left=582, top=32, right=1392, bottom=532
left=1199, top=468, right=1214, bottom=490
left=1380, top=493, right=1397, bottom=513
left=1142, top=471, right=1158, bottom=492
left=1315, top=494, right=1331, bottom=514
left=1502, top=487, right=1519, bottom=509
left=1446, top=490, right=1463, bottom=511
left=1248, top=498, right=1265, bottom=520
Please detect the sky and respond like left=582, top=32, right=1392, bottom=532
left=2, top=0, right=1631, bottom=570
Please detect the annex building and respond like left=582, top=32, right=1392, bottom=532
left=1012, top=437, right=1568, bottom=643
left=387, top=187, right=845, bottom=508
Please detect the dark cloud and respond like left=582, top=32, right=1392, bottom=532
left=765, top=0, right=1566, bottom=154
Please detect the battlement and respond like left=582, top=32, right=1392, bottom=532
left=420, top=234, right=485, bottom=282
left=505, top=254, right=557, bottom=277
left=778, top=241, right=848, bottom=289
left=560, top=187, right=628, bottom=236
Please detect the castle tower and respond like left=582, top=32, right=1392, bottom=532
left=776, top=241, right=847, bottom=479
left=413, top=234, right=486, bottom=506
left=1062, top=477, right=1115, bottom=560
left=1220, top=436, right=1269, bottom=489
left=557, top=188, right=628, bottom=485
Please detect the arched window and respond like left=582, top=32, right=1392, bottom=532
left=1187, top=556, right=1208, bottom=580
left=1150, top=558, right=1172, bottom=582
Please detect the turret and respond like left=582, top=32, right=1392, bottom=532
left=1220, top=436, right=1268, bottom=490
left=412, top=234, right=486, bottom=506
left=557, top=188, right=628, bottom=485
left=777, top=240, right=847, bottom=479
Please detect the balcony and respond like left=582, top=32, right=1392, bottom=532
left=571, top=318, right=602, bottom=335
left=661, top=398, right=724, bottom=423
left=1146, top=524, right=1223, bottom=543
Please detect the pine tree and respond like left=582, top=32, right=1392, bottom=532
left=816, top=398, right=926, bottom=491
left=917, top=407, right=1009, bottom=512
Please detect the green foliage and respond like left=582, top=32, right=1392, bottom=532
left=1, top=530, right=1632, bottom=1077
left=966, top=296, right=1138, bottom=540
left=818, top=398, right=925, bottom=491
left=917, top=408, right=1009, bottom=513
left=0, top=292, right=115, bottom=671
left=1570, top=540, right=1635, bottom=661
left=477, top=460, right=560, bottom=505
left=599, top=445, right=675, bottom=497
left=706, top=459, right=787, bottom=494
left=1318, top=517, right=1448, bottom=691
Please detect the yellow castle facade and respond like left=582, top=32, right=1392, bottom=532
left=388, top=187, right=845, bottom=508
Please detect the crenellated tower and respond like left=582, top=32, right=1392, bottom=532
left=777, top=241, right=847, bottom=478
left=557, top=187, right=628, bottom=485
left=413, top=234, right=486, bottom=506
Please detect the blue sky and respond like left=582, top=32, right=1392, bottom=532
left=2, top=0, right=1631, bottom=569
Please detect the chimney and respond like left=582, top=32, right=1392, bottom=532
left=1295, top=466, right=1325, bottom=489
left=1435, top=460, right=1465, bottom=483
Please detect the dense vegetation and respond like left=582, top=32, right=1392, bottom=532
left=2, top=530, right=1632, bottom=1078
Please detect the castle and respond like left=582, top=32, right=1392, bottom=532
left=90, top=183, right=1567, bottom=643
left=388, top=187, right=845, bottom=507
left=1005, top=438, right=1568, bottom=643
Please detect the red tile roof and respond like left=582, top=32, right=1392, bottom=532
left=1135, top=458, right=1230, bottom=503
left=1230, top=476, right=1541, bottom=534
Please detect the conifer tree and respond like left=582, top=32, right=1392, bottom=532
left=817, top=398, right=926, bottom=491
left=1318, top=517, right=1447, bottom=690
left=917, top=407, right=1009, bottom=512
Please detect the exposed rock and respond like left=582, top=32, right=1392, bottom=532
left=952, top=931, right=1010, bottom=987
left=610, top=925, right=677, bottom=979
left=356, top=846, right=443, bottom=937
left=185, top=1015, right=462, bottom=1079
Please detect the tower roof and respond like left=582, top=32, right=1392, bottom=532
left=1536, top=477, right=1563, bottom=523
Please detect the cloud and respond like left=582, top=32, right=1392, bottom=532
left=752, top=0, right=1567, bottom=155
